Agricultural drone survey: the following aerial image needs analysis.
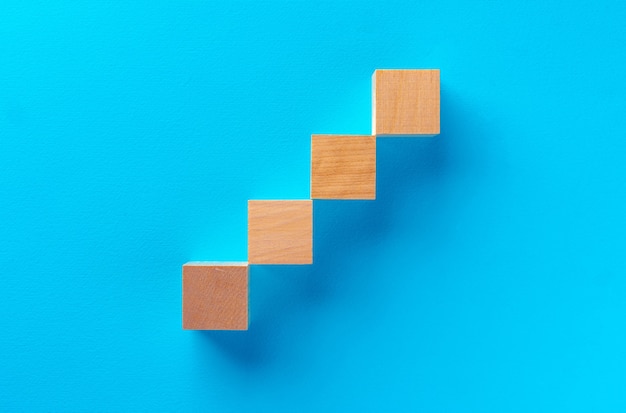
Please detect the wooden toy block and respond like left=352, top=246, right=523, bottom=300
left=182, top=262, right=248, bottom=330
left=248, top=200, right=313, bottom=264
left=372, top=69, right=440, bottom=137
left=311, top=134, right=376, bottom=200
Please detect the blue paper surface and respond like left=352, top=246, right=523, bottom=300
left=1, top=1, right=625, bottom=411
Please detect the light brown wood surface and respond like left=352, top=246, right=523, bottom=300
left=311, top=134, right=376, bottom=200
left=373, top=69, right=440, bottom=136
left=182, top=262, right=248, bottom=330
left=248, top=200, right=313, bottom=264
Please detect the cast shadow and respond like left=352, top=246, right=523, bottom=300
left=199, top=86, right=488, bottom=372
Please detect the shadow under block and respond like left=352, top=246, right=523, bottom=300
left=373, top=69, right=440, bottom=137
left=182, top=262, right=248, bottom=330
left=248, top=200, right=313, bottom=264
left=311, top=134, right=376, bottom=200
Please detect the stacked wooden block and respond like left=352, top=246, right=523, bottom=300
left=183, top=69, right=440, bottom=330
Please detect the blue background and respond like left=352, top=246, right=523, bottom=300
left=1, top=1, right=625, bottom=411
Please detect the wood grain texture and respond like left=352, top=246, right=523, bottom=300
left=182, top=262, right=248, bottom=330
left=373, top=69, right=440, bottom=137
left=248, top=200, right=313, bottom=264
left=311, top=134, right=376, bottom=199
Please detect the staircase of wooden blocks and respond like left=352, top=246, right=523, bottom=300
left=183, top=69, right=440, bottom=330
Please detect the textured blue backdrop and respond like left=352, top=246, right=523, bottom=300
left=1, top=1, right=626, bottom=411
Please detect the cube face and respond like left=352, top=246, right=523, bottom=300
left=248, top=200, right=313, bottom=264
left=373, top=69, right=440, bottom=136
left=182, top=263, right=248, bottom=330
left=311, top=135, right=376, bottom=200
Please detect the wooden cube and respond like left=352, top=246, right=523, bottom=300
left=182, top=262, right=248, bottom=330
left=311, top=134, right=376, bottom=200
left=373, top=69, right=440, bottom=137
left=248, top=200, right=313, bottom=264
